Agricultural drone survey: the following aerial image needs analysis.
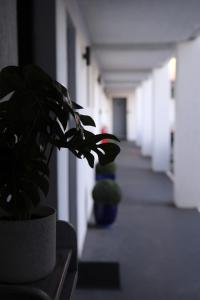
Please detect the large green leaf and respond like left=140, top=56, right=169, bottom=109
left=94, top=143, right=120, bottom=165
left=95, top=133, right=120, bottom=143
left=19, top=179, right=41, bottom=206
left=0, top=66, right=24, bottom=98
left=0, top=142, right=50, bottom=219
left=85, top=152, right=95, bottom=168
left=29, top=159, right=49, bottom=176
left=54, top=80, right=68, bottom=97
left=79, top=114, right=96, bottom=127
left=64, top=128, right=120, bottom=168
left=71, top=101, right=83, bottom=110
left=27, top=171, right=49, bottom=197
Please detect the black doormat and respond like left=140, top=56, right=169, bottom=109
left=77, top=261, right=121, bottom=289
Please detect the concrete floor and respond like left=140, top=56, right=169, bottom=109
left=75, top=142, right=200, bottom=300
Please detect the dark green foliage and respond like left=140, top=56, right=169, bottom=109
left=92, top=179, right=121, bottom=205
left=95, top=162, right=116, bottom=175
left=0, top=65, right=120, bottom=219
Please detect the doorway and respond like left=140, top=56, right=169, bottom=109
left=113, top=98, right=127, bottom=140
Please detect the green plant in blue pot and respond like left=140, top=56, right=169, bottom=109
left=92, top=179, right=122, bottom=226
left=95, top=161, right=116, bottom=180
left=0, top=65, right=120, bottom=283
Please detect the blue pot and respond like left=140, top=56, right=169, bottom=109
left=94, top=203, right=118, bottom=226
left=96, top=174, right=116, bottom=181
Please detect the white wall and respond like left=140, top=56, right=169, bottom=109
left=54, top=0, right=99, bottom=255
left=169, top=97, right=175, bottom=133
left=56, top=0, right=69, bottom=222
left=152, top=63, right=171, bottom=172
left=75, top=31, right=94, bottom=254
left=92, top=64, right=101, bottom=133
left=175, top=36, right=200, bottom=208
left=101, top=88, right=112, bottom=133
left=135, top=86, right=143, bottom=147
left=141, top=79, right=153, bottom=156
left=127, top=92, right=136, bottom=141
left=66, top=0, right=110, bottom=255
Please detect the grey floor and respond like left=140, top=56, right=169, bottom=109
left=75, top=142, right=200, bottom=300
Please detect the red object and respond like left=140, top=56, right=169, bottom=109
left=101, top=127, right=108, bottom=143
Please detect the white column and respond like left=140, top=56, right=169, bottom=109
left=141, top=79, right=153, bottom=156
left=127, top=91, right=136, bottom=141
left=175, top=37, right=200, bottom=208
left=56, top=0, right=69, bottom=221
left=135, top=86, right=143, bottom=146
left=152, top=64, right=170, bottom=172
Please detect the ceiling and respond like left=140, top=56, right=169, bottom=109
left=77, top=0, right=200, bottom=94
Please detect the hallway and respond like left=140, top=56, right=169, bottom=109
left=75, top=142, right=200, bottom=300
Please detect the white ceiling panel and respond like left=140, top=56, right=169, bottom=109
left=78, top=0, right=200, bottom=44
left=95, top=48, right=174, bottom=70
left=103, top=71, right=150, bottom=82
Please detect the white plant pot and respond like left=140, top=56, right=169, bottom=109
left=0, top=206, right=56, bottom=283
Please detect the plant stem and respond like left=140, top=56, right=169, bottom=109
left=47, top=144, right=54, bottom=166
left=47, top=116, right=57, bottom=166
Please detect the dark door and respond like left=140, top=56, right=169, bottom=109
left=113, top=98, right=127, bottom=140
left=67, top=15, right=77, bottom=231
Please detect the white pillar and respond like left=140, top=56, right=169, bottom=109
left=127, top=92, right=136, bottom=141
left=135, top=86, right=143, bottom=146
left=56, top=0, right=69, bottom=221
left=152, top=64, right=170, bottom=172
left=175, top=37, right=200, bottom=208
left=141, top=79, right=153, bottom=156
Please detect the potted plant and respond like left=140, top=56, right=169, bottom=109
left=0, top=65, right=120, bottom=283
left=92, top=179, right=122, bottom=226
left=95, top=162, right=116, bottom=180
